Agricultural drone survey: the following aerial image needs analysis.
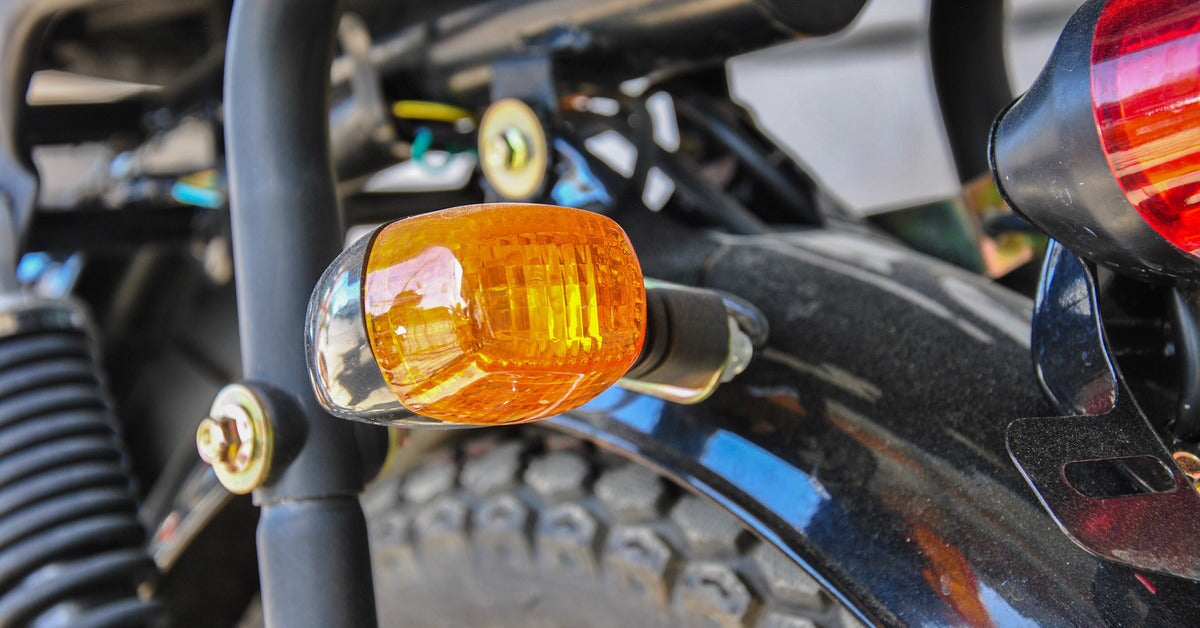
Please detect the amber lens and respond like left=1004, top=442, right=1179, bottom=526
left=363, top=203, right=646, bottom=424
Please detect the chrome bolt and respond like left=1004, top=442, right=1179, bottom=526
left=197, top=404, right=255, bottom=470
left=484, top=134, right=510, bottom=168
left=477, top=98, right=547, bottom=200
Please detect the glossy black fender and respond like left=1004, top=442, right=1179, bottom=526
left=547, top=215, right=1200, bottom=625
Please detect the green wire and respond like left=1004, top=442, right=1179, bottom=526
left=410, top=126, right=476, bottom=173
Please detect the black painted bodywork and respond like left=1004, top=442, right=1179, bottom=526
left=548, top=213, right=1200, bottom=625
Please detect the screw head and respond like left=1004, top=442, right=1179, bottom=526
left=484, top=134, right=512, bottom=169
left=500, top=126, right=529, bottom=171
left=196, top=416, right=242, bottom=466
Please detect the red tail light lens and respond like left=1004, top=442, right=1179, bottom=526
left=1092, top=0, right=1200, bottom=253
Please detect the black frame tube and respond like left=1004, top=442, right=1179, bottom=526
left=224, top=0, right=376, bottom=625
left=346, top=0, right=865, bottom=105
left=1171, top=285, right=1200, bottom=440
left=928, top=0, right=1011, bottom=181
left=672, top=96, right=820, bottom=224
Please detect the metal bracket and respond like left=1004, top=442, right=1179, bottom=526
left=1008, top=241, right=1200, bottom=580
left=490, top=54, right=557, bottom=113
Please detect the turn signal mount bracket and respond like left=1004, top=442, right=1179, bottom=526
left=620, top=279, right=761, bottom=405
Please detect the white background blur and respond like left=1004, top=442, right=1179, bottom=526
left=729, top=0, right=1084, bottom=214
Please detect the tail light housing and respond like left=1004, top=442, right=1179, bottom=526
left=990, top=0, right=1200, bottom=279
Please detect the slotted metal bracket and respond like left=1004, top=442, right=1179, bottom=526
left=1008, top=241, right=1200, bottom=580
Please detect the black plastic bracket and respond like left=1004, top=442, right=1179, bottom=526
left=490, top=54, right=558, bottom=113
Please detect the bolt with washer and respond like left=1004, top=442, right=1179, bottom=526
left=196, top=384, right=273, bottom=494
left=477, top=98, right=547, bottom=199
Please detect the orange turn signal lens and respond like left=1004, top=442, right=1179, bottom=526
left=362, top=203, right=646, bottom=424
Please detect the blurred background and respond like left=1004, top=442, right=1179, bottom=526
left=26, top=0, right=1087, bottom=217
left=730, top=0, right=1084, bottom=214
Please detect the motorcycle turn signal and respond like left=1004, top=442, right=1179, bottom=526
left=306, top=203, right=763, bottom=427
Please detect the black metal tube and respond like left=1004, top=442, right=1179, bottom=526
left=673, top=97, right=820, bottom=224
left=350, top=0, right=865, bottom=104
left=256, top=499, right=376, bottom=628
left=929, top=0, right=1011, bottom=181
left=1171, top=285, right=1200, bottom=440
left=224, top=0, right=376, bottom=625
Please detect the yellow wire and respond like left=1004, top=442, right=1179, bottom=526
left=392, top=100, right=473, bottom=124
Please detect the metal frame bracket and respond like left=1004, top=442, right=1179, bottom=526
left=1009, top=241, right=1200, bottom=580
